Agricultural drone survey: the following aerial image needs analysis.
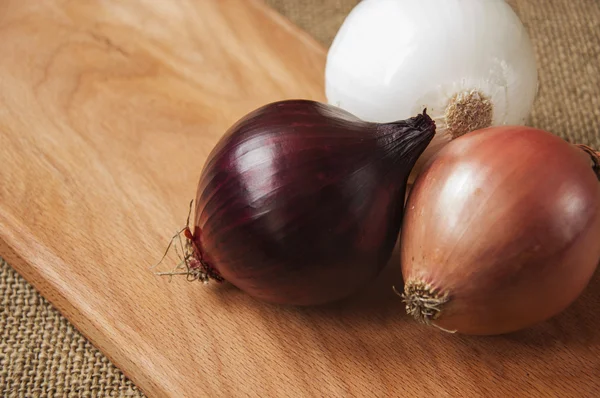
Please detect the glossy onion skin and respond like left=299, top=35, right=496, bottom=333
left=194, top=100, right=435, bottom=305
left=401, top=126, right=600, bottom=335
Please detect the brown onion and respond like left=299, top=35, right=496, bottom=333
left=399, top=125, right=600, bottom=335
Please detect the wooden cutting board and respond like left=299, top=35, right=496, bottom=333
left=1, top=0, right=598, bottom=396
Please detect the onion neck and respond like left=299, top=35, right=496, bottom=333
left=594, top=151, right=600, bottom=180
left=375, top=110, right=436, bottom=164
left=576, top=144, right=600, bottom=180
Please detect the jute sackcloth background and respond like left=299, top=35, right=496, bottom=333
left=1, top=0, right=599, bottom=396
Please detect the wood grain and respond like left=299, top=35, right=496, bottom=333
left=0, top=0, right=598, bottom=397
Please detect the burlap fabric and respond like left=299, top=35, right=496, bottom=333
left=2, top=0, right=599, bottom=396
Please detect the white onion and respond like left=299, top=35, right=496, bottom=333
left=325, top=0, right=539, bottom=181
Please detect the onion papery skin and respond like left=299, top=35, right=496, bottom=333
left=400, top=126, right=600, bottom=335
left=193, top=100, right=436, bottom=305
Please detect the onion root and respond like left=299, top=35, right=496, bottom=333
left=153, top=200, right=224, bottom=284
left=393, top=281, right=457, bottom=333
left=445, top=90, right=493, bottom=140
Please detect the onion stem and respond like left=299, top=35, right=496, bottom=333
left=576, top=144, right=600, bottom=180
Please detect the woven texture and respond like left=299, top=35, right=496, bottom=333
left=0, top=259, right=143, bottom=397
left=2, top=0, right=600, bottom=396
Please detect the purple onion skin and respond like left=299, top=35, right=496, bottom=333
left=192, top=100, right=435, bottom=305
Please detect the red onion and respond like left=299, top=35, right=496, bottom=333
left=162, top=100, right=436, bottom=305
left=400, top=125, right=600, bottom=335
